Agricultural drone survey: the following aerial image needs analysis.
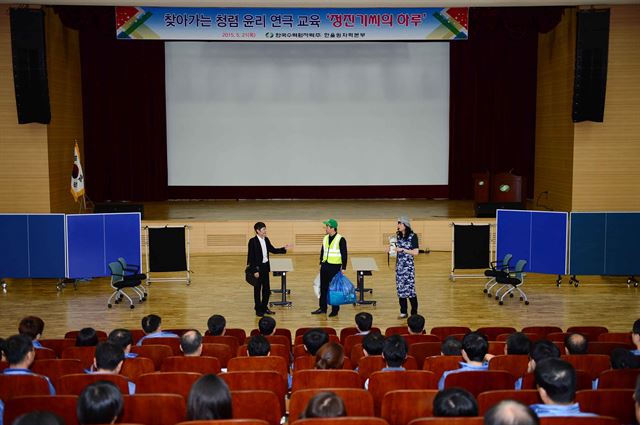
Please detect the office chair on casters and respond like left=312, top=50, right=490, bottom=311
left=118, top=257, right=148, bottom=300
left=107, top=261, right=145, bottom=309
left=483, top=253, right=512, bottom=297
left=495, top=259, right=528, bottom=305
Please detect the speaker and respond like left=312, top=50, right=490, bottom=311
left=94, top=202, right=144, bottom=219
left=572, top=9, right=610, bottom=123
left=10, top=8, right=51, bottom=124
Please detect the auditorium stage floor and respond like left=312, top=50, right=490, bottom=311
left=143, top=199, right=476, bottom=221
left=1, top=251, right=637, bottom=339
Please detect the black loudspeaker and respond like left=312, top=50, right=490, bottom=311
left=572, top=9, right=610, bottom=123
left=10, top=8, right=51, bottom=125
left=94, top=202, right=145, bottom=219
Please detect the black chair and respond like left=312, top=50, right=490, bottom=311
left=495, top=259, right=528, bottom=305
left=483, top=253, right=512, bottom=297
left=107, top=261, right=145, bottom=309
left=118, top=257, right=148, bottom=300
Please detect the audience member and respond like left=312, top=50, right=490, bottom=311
left=439, top=332, right=489, bottom=390
left=77, top=381, right=123, bottom=425
left=300, top=392, right=347, bottom=419
left=0, top=338, right=6, bottom=362
left=2, top=334, right=55, bottom=394
left=529, top=358, right=595, bottom=417
left=407, top=314, right=426, bottom=335
left=303, top=329, right=330, bottom=356
left=76, top=328, right=99, bottom=347
left=632, top=318, right=640, bottom=355
left=91, top=342, right=135, bottom=394
left=611, top=347, right=640, bottom=369
left=564, top=333, right=588, bottom=355
left=484, top=400, right=540, bottom=425
left=362, top=332, right=384, bottom=356
left=258, top=316, right=276, bottom=336
left=433, top=387, right=478, bottom=417
left=12, top=411, right=65, bottom=425
left=355, top=312, right=373, bottom=335
left=180, top=330, right=203, bottom=357
left=187, top=374, right=233, bottom=420
left=517, top=340, right=561, bottom=390
left=207, top=315, right=226, bottom=336
left=18, top=316, right=45, bottom=349
left=441, top=336, right=463, bottom=356
left=137, top=314, right=178, bottom=346
left=247, top=335, right=270, bottom=356
left=506, top=332, right=531, bottom=355
left=315, top=343, right=344, bottom=369
left=107, top=329, right=137, bottom=359
left=382, top=335, right=408, bottom=370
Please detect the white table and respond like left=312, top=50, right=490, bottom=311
left=269, top=258, right=294, bottom=307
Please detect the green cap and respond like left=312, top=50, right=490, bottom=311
left=323, top=218, right=338, bottom=229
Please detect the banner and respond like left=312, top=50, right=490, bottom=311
left=116, top=7, right=468, bottom=41
left=70, top=142, right=85, bottom=202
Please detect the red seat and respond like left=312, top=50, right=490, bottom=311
left=237, top=344, right=289, bottom=365
left=33, top=348, right=57, bottom=360
left=31, top=359, right=84, bottom=382
left=221, top=371, right=287, bottom=416
left=295, top=327, right=337, bottom=338
left=293, top=418, right=389, bottom=425
left=521, top=326, right=563, bottom=338
left=292, top=369, right=361, bottom=392
left=38, top=339, right=75, bottom=358
left=0, top=374, right=53, bottom=399
left=3, top=395, right=79, bottom=425
left=358, top=356, right=418, bottom=385
left=136, top=372, right=202, bottom=399
left=587, top=342, right=634, bottom=355
left=344, top=335, right=365, bottom=358
left=423, top=355, right=463, bottom=382
left=547, top=332, right=569, bottom=342
left=339, top=328, right=382, bottom=344
left=369, top=371, right=437, bottom=416
left=201, top=343, right=233, bottom=368
left=289, top=388, right=374, bottom=421
left=477, top=390, right=541, bottom=415
left=130, top=329, right=146, bottom=345
left=381, top=390, right=438, bottom=425
left=120, top=357, right=155, bottom=380
left=520, top=370, right=592, bottom=390
left=443, top=370, right=515, bottom=397
left=430, top=327, right=471, bottom=340
left=488, top=341, right=507, bottom=356
left=161, top=356, right=222, bottom=374
left=121, top=394, right=187, bottom=425
left=244, top=335, right=290, bottom=351
left=225, top=328, right=248, bottom=343
left=408, top=418, right=484, bottom=425
left=496, top=332, right=541, bottom=342
left=575, top=389, right=635, bottom=425
left=203, top=336, right=240, bottom=357
left=350, top=344, right=365, bottom=367
left=566, top=326, right=609, bottom=341
left=232, top=390, right=282, bottom=425
left=142, top=337, right=182, bottom=355
left=294, top=344, right=310, bottom=359
left=61, top=346, right=96, bottom=370
left=403, top=335, right=440, bottom=345
left=538, top=418, right=618, bottom=425
left=476, top=327, right=517, bottom=341
left=294, top=334, right=341, bottom=347
left=294, top=355, right=353, bottom=371
left=250, top=328, right=292, bottom=347
left=227, top=356, right=288, bottom=387
left=177, top=421, right=269, bottom=425
left=0, top=360, right=8, bottom=371
left=130, top=345, right=173, bottom=370
left=488, top=355, right=529, bottom=378
left=56, top=373, right=131, bottom=395
left=562, top=354, right=611, bottom=380
left=597, top=332, right=633, bottom=344
left=384, top=326, right=411, bottom=337
left=65, top=330, right=108, bottom=340
left=597, top=368, right=640, bottom=389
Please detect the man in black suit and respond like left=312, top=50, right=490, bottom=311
left=247, top=222, right=290, bottom=317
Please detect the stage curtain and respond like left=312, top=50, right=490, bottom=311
left=448, top=7, right=564, bottom=200
left=55, top=6, right=168, bottom=202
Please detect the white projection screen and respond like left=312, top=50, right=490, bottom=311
left=166, top=42, right=449, bottom=186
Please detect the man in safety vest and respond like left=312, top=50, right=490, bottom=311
left=312, top=218, right=347, bottom=317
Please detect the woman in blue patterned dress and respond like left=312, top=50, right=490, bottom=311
left=394, top=216, right=419, bottom=319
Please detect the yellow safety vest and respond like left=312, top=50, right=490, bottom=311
left=322, top=234, right=343, bottom=264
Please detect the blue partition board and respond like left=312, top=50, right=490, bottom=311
left=496, top=210, right=532, bottom=272
left=605, top=213, right=640, bottom=275
left=104, top=213, right=142, bottom=271
left=530, top=212, right=568, bottom=275
left=28, top=215, right=66, bottom=278
left=0, top=215, right=30, bottom=278
left=569, top=213, right=606, bottom=275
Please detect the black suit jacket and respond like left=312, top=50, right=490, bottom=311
left=247, top=236, right=286, bottom=273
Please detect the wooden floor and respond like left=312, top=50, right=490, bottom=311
left=1, top=251, right=638, bottom=339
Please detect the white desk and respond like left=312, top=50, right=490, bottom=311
left=269, top=258, right=294, bottom=307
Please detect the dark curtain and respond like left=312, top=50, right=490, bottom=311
left=56, top=7, right=168, bottom=202
left=448, top=7, right=564, bottom=200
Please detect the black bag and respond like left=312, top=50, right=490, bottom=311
left=245, top=266, right=259, bottom=287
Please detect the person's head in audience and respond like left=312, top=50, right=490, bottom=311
left=94, top=342, right=125, bottom=374
left=303, top=328, right=330, bottom=356
left=107, top=329, right=134, bottom=355
left=141, top=314, right=162, bottom=335
left=207, top=314, right=226, bottom=336
left=76, top=327, right=99, bottom=347
left=441, top=336, right=463, bottom=356
left=611, top=347, right=640, bottom=369
left=506, top=332, right=531, bottom=355
left=181, top=330, right=203, bottom=357
left=527, top=340, right=561, bottom=374
left=355, top=312, right=373, bottom=334
left=564, top=333, right=588, bottom=355
left=634, top=375, right=640, bottom=424
left=407, top=314, right=426, bottom=335
left=13, top=411, right=65, bottom=425
left=300, top=392, right=347, bottom=419
left=433, top=387, right=478, bottom=417
left=77, top=380, right=123, bottom=425
left=462, top=332, right=488, bottom=364
left=315, top=342, right=344, bottom=369
left=484, top=400, right=540, bottom=425
left=18, top=316, right=45, bottom=341
left=247, top=335, right=270, bottom=356
left=632, top=319, right=640, bottom=350
left=362, top=332, right=384, bottom=356
left=258, top=316, right=276, bottom=336
left=187, top=374, right=233, bottom=420
left=5, top=334, right=35, bottom=369
left=383, top=334, right=408, bottom=368
left=0, top=337, right=7, bottom=362
left=534, top=358, right=577, bottom=406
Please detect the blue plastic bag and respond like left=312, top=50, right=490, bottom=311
left=328, top=272, right=357, bottom=305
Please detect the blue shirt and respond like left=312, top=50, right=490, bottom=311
left=632, top=349, right=640, bottom=355
left=136, top=331, right=179, bottom=346
left=0, top=368, right=56, bottom=425
left=530, top=403, right=596, bottom=417
left=125, top=352, right=138, bottom=358
left=515, top=376, right=523, bottom=390
left=88, top=371, right=136, bottom=395
left=32, top=340, right=43, bottom=349
left=438, top=362, right=489, bottom=390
